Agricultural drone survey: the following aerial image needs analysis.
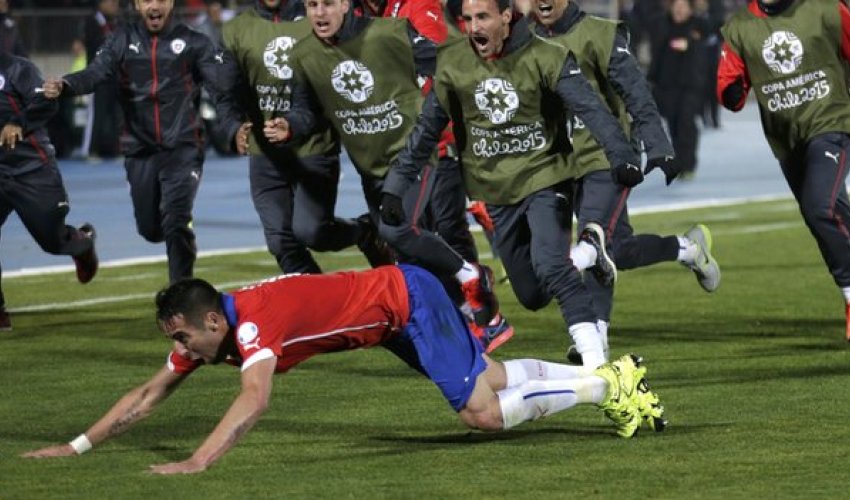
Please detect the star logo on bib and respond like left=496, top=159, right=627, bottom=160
left=474, top=78, right=519, bottom=125
left=331, top=60, right=375, bottom=103
left=264, top=36, right=297, bottom=80
left=762, top=31, right=803, bottom=75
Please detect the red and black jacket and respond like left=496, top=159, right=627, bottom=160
left=62, top=18, right=236, bottom=156
left=0, top=52, right=58, bottom=175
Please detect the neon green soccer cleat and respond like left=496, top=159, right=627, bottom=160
left=594, top=356, right=643, bottom=438
left=617, top=354, right=667, bottom=432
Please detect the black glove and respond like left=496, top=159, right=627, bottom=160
left=612, top=162, right=644, bottom=188
left=721, top=76, right=745, bottom=109
left=380, top=193, right=405, bottom=226
left=644, top=155, right=681, bottom=185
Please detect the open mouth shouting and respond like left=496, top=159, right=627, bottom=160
left=145, top=10, right=167, bottom=31
left=313, top=19, right=334, bottom=37
left=533, top=0, right=565, bottom=26
left=470, top=31, right=495, bottom=57
left=536, top=1, right=554, bottom=18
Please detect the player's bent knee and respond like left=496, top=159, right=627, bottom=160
left=458, top=407, right=503, bottom=432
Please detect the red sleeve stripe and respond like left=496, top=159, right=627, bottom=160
left=840, top=1, right=850, bottom=62
left=716, top=41, right=750, bottom=111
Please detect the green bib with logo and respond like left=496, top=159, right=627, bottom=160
left=545, top=16, right=629, bottom=176
left=722, top=0, right=850, bottom=160
left=222, top=12, right=337, bottom=158
left=434, top=36, right=572, bottom=205
left=291, top=18, right=422, bottom=177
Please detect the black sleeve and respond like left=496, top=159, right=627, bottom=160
left=62, top=30, right=122, bottom=96
left=195, top=38, right=244, bottom=149
left=408, top=23, right=437, bottom=77
left=606, top=27, right=673, bottom=158
left=383, top=88, right=449, bottom=197
left=9, top=60, right=58, bottom=134
left=282, top=72, right=319, bottom=141
left=555, top=51, right=638, bottom=168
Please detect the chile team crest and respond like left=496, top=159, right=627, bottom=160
left=331, top=60, right=375, bottom=103
left=474, top=78, right=519, bottom=125
left=264, top=36, right=297, bottom=80
left=762, top=31, right=804, bottom=75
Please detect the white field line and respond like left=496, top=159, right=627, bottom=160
left=6, top=194, right=795, bottom=314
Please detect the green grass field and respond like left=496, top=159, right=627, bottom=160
left=2, top=198, right=849, bottom=499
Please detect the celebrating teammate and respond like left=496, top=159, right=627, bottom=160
left=42, top=0, right=240, bottom=284
left=22, top=264, right=665, bottom=473
left=383, top=0, right=640, bottom=367
left=528, top=0, right=720, bottom=362
left=717, top=0, right=850, bottom=340
left=220, top=0, right=392, bottom=273
left=262, top=0, right=510, bottom=348
left=0, top=33, right=98, bottom=331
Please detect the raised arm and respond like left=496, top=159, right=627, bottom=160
left=58, top=31, right=122, bottom=97
left=556, top=52, right=641, bottom=187
left=606, top=26, right=676, bottom=182
left=194, top=36, right=247, bottom=152
left=148, top=357, right=277, bottom=475
left=21, top=365, right=189, bottom=459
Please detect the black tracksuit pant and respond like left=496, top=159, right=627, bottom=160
left=0, top=164, right=93, bottom=306
left=124, top=145, right=202, bottom=283
left=249, top=152, right=359, bottom=274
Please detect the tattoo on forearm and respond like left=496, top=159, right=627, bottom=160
left=107, top=391, right=147, bottom=437
left=226, top=421, right=251, bottom=447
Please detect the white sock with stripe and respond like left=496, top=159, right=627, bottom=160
left=497, top=377, right=607, bottom=429
left=503, top=358, right=588, bottom=388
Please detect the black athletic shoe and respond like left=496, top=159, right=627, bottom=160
left=0, top=306, right=11, bottom=331
left=72, top=223, right=99, bottom=284
left=579, top=222, right=617, bottom=288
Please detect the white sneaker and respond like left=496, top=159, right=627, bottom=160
left=683, top=224, right=720, bottom=292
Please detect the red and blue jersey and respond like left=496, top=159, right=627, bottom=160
left=168, top=266, right=410, bottom=374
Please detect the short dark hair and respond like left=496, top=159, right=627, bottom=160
left=155, top=278, right=222, bottom=330
left=450, top=0, right=512, bottom=17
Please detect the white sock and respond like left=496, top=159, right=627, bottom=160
left=570, top=241, right=596, bottom=271
left=842, top=287, right=850, bottom=303
left=503, top=358, right=587, bottom=388
left=677, top=236, right=698, bottom=264
left=455, top=262, right=479, bottom=284
left=569, top=321, right=605, bottom=369
left=497, top=377, right=607, bottom=429
left=597, top=319, right=610, bottom=361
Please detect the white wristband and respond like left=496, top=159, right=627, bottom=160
left=69, top=434, right=92, bottom=455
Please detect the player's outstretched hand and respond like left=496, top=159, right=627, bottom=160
left=42, top=78, right=64, bottom=99
left=263, top=117, right=290, bottom=143
left=149, top=459, right=207, bottom=475
left=21, top=444, right=77, bottom=458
